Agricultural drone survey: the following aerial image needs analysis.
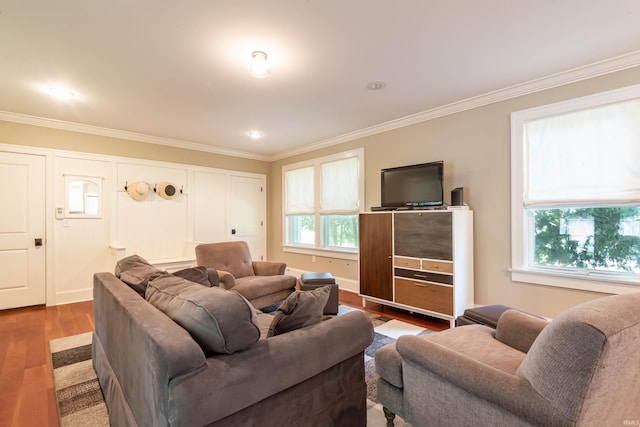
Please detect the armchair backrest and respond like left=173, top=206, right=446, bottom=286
left=195, top=241, right=255, bottom=279
left=517, top=292, right=640, bottom=424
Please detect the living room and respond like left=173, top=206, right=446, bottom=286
left=3, top=64, right=640, bottom=319
left=1, top=1, right=640, bottom=426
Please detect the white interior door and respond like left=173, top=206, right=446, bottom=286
left=192, top=170, right=227, bottom=243
left=229, top=175, right=265, bottom=260
left=0, top=152, right=46, bottom=310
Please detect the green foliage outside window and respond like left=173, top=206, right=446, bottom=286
left=534, top=207, right=640, bottom=273
left=322, top=214, right=358, bottom=249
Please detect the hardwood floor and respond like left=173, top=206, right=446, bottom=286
left=339, top=290, right=451, bottom=332
left=0, top=291, right=447, bottom=426
left=0, top=301, right=94, bottom=427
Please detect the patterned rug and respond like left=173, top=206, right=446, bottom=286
left=49, top=306, right=423, bottom=426
left=49, top=332, right=108, bottom=427
left=337, top=305, right=431, bottom=407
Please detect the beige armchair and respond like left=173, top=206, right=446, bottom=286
left=375, top=292, right=640, bottom=426
left=195, top=241, right=296, bottom=309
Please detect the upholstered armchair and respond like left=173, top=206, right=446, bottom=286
left=375, top=292, right=640, bottom=426
left=195, top=241, right=296, bottom=309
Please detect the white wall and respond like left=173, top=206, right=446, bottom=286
left=45, top=149, right=266, bottom=305
left=114, top=162, right=189, bottom=260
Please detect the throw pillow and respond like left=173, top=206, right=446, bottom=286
left=267, top=285, right=331, bottom=337
left=172, top=266, right=212, bottom=287
left=115, top=254, right=165, bottom=296
left=146, top=274, right=260, bottom=354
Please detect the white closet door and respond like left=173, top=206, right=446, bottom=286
left=230, top=175, right=265, bottom=260
left=0, top=151, right=46, bottom=309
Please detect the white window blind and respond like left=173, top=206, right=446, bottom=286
left=524, top=98, right=640, bottom=208
left=285, top=166, right=314, bottom=213
left=321, top=157, right=359, bottom=212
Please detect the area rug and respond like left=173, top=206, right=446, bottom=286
left=50, top=306, right=422, bottom=426
left=49, top=332, right=109, bottom=427
left=338, top=305, right=431, bottom=407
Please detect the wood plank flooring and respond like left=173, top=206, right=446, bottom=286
left=0, top=301, right=94, bottom=427
left=339, top=290, right=451, bottom=332
left=0, top=291, right=447, bottom=426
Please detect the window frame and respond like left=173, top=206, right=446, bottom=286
left=510, top=84, right=640, bottom=294
left=282, top=148, right=364, bottom=260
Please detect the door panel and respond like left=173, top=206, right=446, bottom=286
left=0, top=152, right=46, bottom=310
left=192, top=171, right=227, bottom=243
left=230, top=176, right=264, bottom=260
left=358, top=213, right=393, bottom=300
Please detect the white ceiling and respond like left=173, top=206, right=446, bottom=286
left=1, top=1, right=640, bottom=160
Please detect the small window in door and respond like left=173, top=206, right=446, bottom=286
left=64, top=175, right=103, bottom=218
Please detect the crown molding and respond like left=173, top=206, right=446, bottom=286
left=2, top=50, right=640, bottom=163
left=0, top=111, right=270, bottom=161
left=269, top=50, right=640, bottom=161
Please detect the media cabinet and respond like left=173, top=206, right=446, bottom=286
left=358, top=209, right=474, bottom=327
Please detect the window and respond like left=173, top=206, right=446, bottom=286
left=283, top=149, right=364, bottom=258
left=64, top=175, right=103, bottom=218
left=511, top=85, right=640, bottom=293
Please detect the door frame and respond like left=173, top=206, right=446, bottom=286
left=0, top=143, right=54, bottom=306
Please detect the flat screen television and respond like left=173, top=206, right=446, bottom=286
left=381, top=161, right=444, bottom=208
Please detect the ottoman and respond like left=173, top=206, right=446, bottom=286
left=455, top=304, right=514, bottom=328
left=300, top=272, right=339, bottom=315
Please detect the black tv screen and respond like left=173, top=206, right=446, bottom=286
left=381, top=161, right=444, bottom=207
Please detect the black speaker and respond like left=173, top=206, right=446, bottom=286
left=451, top=187, right=464, bottom=206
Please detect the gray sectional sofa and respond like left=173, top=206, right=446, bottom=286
left=92, top=258, right=374, bottom=426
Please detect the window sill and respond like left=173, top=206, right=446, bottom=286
left=510, top=268, right=640, bottom=294
left=282, top=245, right=358, bottom=261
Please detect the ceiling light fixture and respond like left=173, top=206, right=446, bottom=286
left=248, top=51, right=269, bottom=78
left=248, top=130, right=264, bottom=139
left=367, top=81, right=386, bottom=90
left=48, top=86, right=75, bottom=99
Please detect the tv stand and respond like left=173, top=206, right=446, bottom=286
left=371, top=206, right=448, bottom=212
left=359, top=209, right=474, bottom=327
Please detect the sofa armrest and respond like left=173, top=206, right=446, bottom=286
left=252, top=261, right=287, bottom=276
left=204, top=267, right=220, bottom=287
left=93, top=273, right=206, bottom=426
left=216, top=270, right=237, bottom=289
left=495, top=309, right=548, bottom=353
left=396, top=335, right=566, bottom=426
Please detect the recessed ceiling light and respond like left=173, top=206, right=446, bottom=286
left=366, top=81, right=386, bottom=90
left=48, top=86, right=75, bottom=99
left=248, top=130, right=264, bottom=139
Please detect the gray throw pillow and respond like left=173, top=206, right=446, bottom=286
left=146, top=274, right=260, bottom=354
left=267, top=285, right=331, bottom=337
left=172, top=266, right=212, bottom=287
left=115, top=254, right=165, bottom=296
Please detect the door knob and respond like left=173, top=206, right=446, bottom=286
left=35, top=238, right=43, bottom=247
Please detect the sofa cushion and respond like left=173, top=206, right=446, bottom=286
left=115, top=254, right=165, bottom=296
left=146, top=274, right=260, bottom=354
left=172, top=266, right=212, bottom=287
left=267, top=285, right=331, bottom=337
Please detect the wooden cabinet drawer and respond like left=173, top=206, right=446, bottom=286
left=394, top=256, right=421, bottom=269
left=422, top=260, right=453, bottom=274
left=395, top=278, right=453, bottom=315
left=394, top=268, right=453, bottom=285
